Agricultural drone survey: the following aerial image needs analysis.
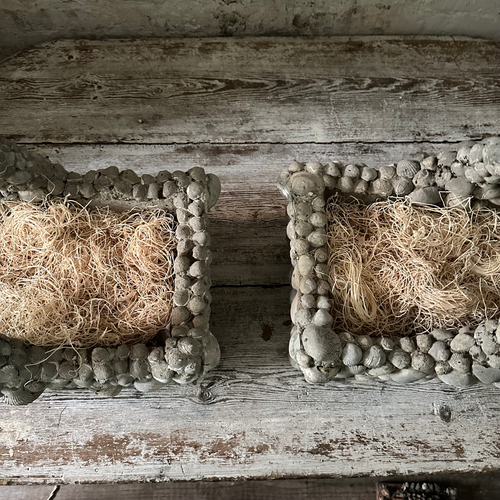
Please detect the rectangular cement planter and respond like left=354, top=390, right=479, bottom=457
left=279, top=138, right=500, bottom=389
left=0, top=139, right=221, bottom=405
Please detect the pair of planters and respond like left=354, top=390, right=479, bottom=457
left=1, top=138, right=500, bottom=405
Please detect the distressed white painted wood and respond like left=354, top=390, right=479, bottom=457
left=0, top=37, right=500, bottom=484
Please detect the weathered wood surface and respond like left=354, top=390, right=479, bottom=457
left=1, top=37, right=499, bottom=144
left=1, top=37, right=500, bottom=484
left=3, top=472, right=498, bottom=500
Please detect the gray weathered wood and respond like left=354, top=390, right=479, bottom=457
left=1, top=37, right=499, bottom=144
left=1, top=287, right=500, bottom=483
left=1, top=38, right=500, bottom=484
left=14, top=473, right=497, bottom=500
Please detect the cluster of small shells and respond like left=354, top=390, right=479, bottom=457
left=0, top=333, right=221, bottom=405
left=280, top=138, right=500, bottom=387
left=0, top=139, right=221, bottom=404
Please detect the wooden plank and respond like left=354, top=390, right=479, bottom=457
left=0, top=485, right=56, bottom=499
left=29, top=142, right=447, bottom=286
left=1, top=286, right=500, bottom=484
left=1, top=38, right=499, bottom=144
left=30, top=473, right=500, bottom=500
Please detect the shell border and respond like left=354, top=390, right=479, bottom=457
left=0, top=139, right=221, bottom=404
left=279, top=139, right=500, bottom=389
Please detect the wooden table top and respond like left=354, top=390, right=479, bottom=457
left=0, top=36, right=500, bottom=484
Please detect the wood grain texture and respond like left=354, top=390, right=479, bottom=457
left=1, top=37, right=499, bottom=144
left=1, top=287, right=500, bottom=483
left=1, top=38, right=500, bottom=484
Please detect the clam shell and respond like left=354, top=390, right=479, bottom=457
left=396, top=160, right=420, bottom=178
left=2, top=387, right=43, bottom=406
left=362, top=345, right=386, bottom=369
left=0, top=365, right=18, bottom=384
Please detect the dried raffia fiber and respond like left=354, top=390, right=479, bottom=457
left=326, top=198, right=500, bottom=336
left=0, top=201, right=177, bottom=347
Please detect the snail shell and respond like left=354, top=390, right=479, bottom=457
left=396, top=160, right=420, bottom=178
left=2, top=387, right=43, bottom=406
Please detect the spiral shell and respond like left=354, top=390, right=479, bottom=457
left=396, top=160, right=420, bottom=178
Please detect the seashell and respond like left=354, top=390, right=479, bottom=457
left=387, top=368, right=427, bottom=383
left=0, top=340, right=12, bottom=357
left=355, top=335, right=373, bottom=350
left=130, top=358, right=151, bottom=380
left=9, top=348, right=27, bottom=367
left=388, top=349, right=411, bottom=369
left=311, top=309, right=333, bottom=327
left=474, top=185, right=500, bottom=200
left=377, top=337, right=395, bottom=351
left=428, top=341, right=450, bottom=362
left=95, top=385, right=122, bottom=398
left=450, top=332, right=475, bottom=353
left=396, top=160, right=420, bottom=178
left=412, top=169, right=435, bottom=188
left=448, top=352, right=472, bottom=373
left=392, top=176, right=414, bottom=196
left=324, top=162, right=342, bottom=177
left=305, top=162, right=324, bottom=176
left=0, top=365, right=18, bottom=384
left=469, top=143, right=484, bottom=164
left=302, top=366, right=328, bottom=384
left=289, top=161, right=304, bottom=173
left=295, top=349, right=313, bottom=368
left=347, top=364, right=366, bottom=375
left=367, top=363, right=395, bottom=377
left=342, top=342, right=363, bottom=366
left=379, top=165, right=396, bottom=180
left=469, top=344, right=487, bottom=364
left=415, top=334, right=434, bottom=353
left=116, top=373, right=135, bottom=387
left=437, top=150, right=457, bottom=167
left=338, top=331, right=354, bottom=343
left=200, top=331, right=221, bottom=373
left=301, top=293, right=316, bottom=309
left=421, top=156, right=438, bottom=171
left=438, top=370, right=476, bottom=388
left=290, top=172, right=325, bottom=197
left=343, top=164, right=359, bottom=178
left=337, top=176, right=354, bottom=193
left=399, top=337, right=416, bottom=353
left=47, top=378, right=71, bottom=389
left=362, top=345, right=386, bottom=369
left=371, top=178, right=394, bottom=198
left=2, top=387, right=43, bottom=406
left=411, top=351, right=435, bottom=373
left=24, top=380, right=46, bottom=393
left=302, top=325, right=341, bottom=364
left=472, top=363, right=500, bottom=385
left=294, top=305, right=312, bottom=327
left=40, top=361, right=58, bottom=382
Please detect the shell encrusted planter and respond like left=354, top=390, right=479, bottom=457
left=279, top=138, right=500, bottom=389
left=0, top=139, right=221, bottom=405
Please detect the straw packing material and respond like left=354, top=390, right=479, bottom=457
left=0, top=201, right=177, bottom=347
left=326, top=199, right=500, bottom=336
